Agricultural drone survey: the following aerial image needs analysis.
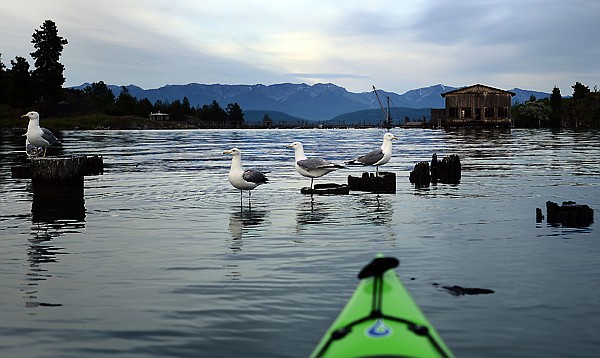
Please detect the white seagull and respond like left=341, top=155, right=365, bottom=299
left=223, top=148, right=269, bottom=203
left=347, top=132, right=398, bottom=175
left=22, top=111, right=59, bottom=157
left=286, top=141, right=344, bottom=189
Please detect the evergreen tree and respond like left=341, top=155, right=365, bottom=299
left=116, top=86, right=138, bottom=115
left=169, top=99, right=184, bottom=120
left=549, top=86, right=562, bottom=127
left=0, top=54, right=6, bottom=104
left=226, top=102, right=244, bottom=127
left=7, top=56, right=34, bottom=110
left=84, top=81, right=115, bottom=112
left=208, top=100, right=227, bottom=122
left=136, top=98, right=154, bottom=117
left=182, top=97, right=193, bottom=116
left=572, top=82, right=590, bottom=100
left=30, top=20, right=68, bottom=102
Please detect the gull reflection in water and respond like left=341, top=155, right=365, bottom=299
left=354, top=194, right=394, bottom=226
left=295, top=196, right=331, bottom=233
left=228, top=207, right=268, bottom=251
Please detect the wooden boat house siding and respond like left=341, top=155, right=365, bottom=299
left=433, top=84, right=516, bottom=128
left=149, top=112, right=170, bottom=121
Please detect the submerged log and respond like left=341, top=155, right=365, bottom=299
left=546, top=201, right=594, bottom=227
left=301, top=183, right=349, bottom=195
left=347, top=172, right=396, bottom=194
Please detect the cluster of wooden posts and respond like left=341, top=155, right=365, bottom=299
left=537, top=201, right=594, bottom=228
left=409, top=153, right=462, bottom=187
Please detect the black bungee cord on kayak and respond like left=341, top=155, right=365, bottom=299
left=313, top=257, right=452, bottom=358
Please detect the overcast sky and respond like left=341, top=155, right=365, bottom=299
left=1, top=0, right=598, bottom=95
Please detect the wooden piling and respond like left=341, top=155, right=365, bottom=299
left=409, top=162, right=430, bottom=188
left=410, top=153, right=461, bottom=187
left=11, top=155, right=103, bottom=222
left=11, top=155, right=103, bottom=181
left=347, top=172, right=396, bottom=194
left=546, top=201, right=594, bottom=227
left=438, top=154, right=461, bottom=184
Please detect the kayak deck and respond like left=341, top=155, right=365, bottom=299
left=310, top=257, right=454, bottom=358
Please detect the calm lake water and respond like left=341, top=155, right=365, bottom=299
left=1, top=128, right=599, bottom=357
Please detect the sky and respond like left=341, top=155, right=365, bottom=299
left=1, top=0, right=599, bottom=95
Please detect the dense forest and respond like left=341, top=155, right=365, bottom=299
left=512, top=82, right=600, bottom=128
left=1, top=20, right=598, bottom=129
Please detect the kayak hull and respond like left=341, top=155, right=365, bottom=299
left=310, top=257, right=454, bottom=358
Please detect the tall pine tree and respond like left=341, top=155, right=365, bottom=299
left=30, top=20, right=68, bottom=102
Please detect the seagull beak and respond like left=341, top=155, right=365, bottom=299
left=392, top=136, right=398, bottom=140
left=285, top=144, right=293, bottom=148
left=223, top=150, right=232, bottom=154
left=21, top=114, right=28, bottom=119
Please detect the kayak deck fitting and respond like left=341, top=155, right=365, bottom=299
left=310, top=256, right=454, bottom=358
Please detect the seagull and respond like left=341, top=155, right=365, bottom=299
left=25, top=139, right=45, bottom=157
left=286, top=141, right=344, bottom=190
left=223, top=148, right=269, bottom=204
left=347, top=132, right=398, bottom=175
left=22, top=111, right=59, bottom=157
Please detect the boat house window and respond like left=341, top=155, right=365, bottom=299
left=462, top=107, right=472, bottom=118
left=484, top=107, right=494, bottom=118
left=498, top=107, right=508, bottom=118
left=449, top=108, right=459, bottom=118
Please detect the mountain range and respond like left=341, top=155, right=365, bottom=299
left=73, top=82, right=550, bottom=121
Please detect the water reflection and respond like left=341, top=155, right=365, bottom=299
left=228, top=207, right=268, bottom=251
left=24, top=181, right=86, bottom=309
left=24, top=219, right=84, bottom=309
left=30, top=182, right=86, bottom=223
left=295, top=196, right=331, bottom=233
left=354, top=194, right=393, bottom=226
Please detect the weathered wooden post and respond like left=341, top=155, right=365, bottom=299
left=545, top=201, right=594, bottom=227
left=430, top=153, right=438, bottom=184
left=438, top=154, right=461, bottom=184
left=11, top=156, right=103, bottom=222
left=347, top=172, right=396, bottom=194
left=409, top=162, right=430, bottom=188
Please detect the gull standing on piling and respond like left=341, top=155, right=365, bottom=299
left=347, top=132, right=398, bottom=175
left=286, top=141, right=344, bottom=190
left=223, top=148, right=269, bottom=204
left=22, top=111, right=59, bottom=157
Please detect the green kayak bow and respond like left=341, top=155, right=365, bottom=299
left=311, top=256, right=454, bottom=358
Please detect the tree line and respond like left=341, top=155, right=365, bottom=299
left=513, top=82, right=599, bottom=128
left=0, top=20, right=244, bottom=127
left=2, top=20, right=598, bottom=129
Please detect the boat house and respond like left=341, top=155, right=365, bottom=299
left=149, top=112, right=170, bottom=121
left=431, top=84, right=515, bottom=128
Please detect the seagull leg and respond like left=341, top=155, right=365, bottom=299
left=310, top=177, right=314, bottom=190
left=42, top=147, right=47, bottom=158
